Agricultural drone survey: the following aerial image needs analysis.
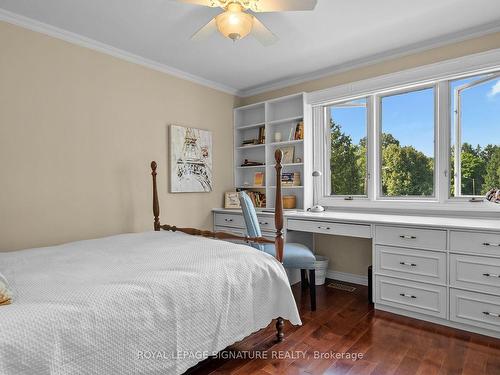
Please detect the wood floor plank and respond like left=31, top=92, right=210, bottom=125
left=187, top=279, right=500, bottom=375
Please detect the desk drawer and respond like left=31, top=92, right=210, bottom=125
left=450, top=231, right=500, bottom=257
left=375, top=225, right=446, bottom=251
left=376, top=245, right=446, bottom=284
left=287, top=219, right=371, bottom=238
left=450, top=254, right=500, bottom=295
left=450, top=289, right=500, bottom=333
left=214, top=213, right=245, bottom=228
left=376, top=275, right=446, bottom=318
left=256, top=215, right=275, bottom=231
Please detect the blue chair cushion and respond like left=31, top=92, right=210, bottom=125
left=238, top=191, right=263, bottom=250
left=263, top=242, right=316, bottom=269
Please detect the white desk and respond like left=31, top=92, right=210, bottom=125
left=213, top=208, right=500, bottom=339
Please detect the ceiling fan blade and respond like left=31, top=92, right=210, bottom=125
left=172, top=0, right=218, bottom=7
left=251, top=17, right=278, bottom=46
left=191, top=18, right=217, bottom=41
left=251, top=0, right=317, bottom=12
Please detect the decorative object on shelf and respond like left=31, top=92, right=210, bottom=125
left=288, top=126, right=295, bottom=141
left=281, top=146, right=295, bottom=164
left=282, top=195, right=297, bottom=209
left=246, top=191, right=266, bottom=208
left=243, top=181, right=250, bottom=187
left=294, top=121, right=304, bottom=140
left=274, top=132, right=282, bottom=142
left=170, top=125, right=212, bottom=193
left=258, top=126, right=265, bottom=144
left=310, top=170, right=325, bottom=212
left=254, top=172, right=265, bottom=186
left=241, top=159, right=264, bottom=167
left=485, top=188, right=500, bottom=203
left=224, top=192, right=241, bottom=209
left=241, top=139, right=259, bottom=146
left=295, top=157, right=302, bottom=163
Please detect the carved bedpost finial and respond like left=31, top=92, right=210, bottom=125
left=151, top=161, right=161, bottom=231
left=274, top=149, right=284, bottom=263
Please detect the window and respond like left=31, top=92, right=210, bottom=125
left=379, top=87, right=435, bottom=197
left=315, top=59, right=500, bottom=209
left=451, top=73, right=500, bottom=197
left=326, top=98, right=368, bottom=196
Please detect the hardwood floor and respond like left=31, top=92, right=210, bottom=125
left=189, top=279, right=500, bottom=375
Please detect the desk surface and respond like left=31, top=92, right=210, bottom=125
left=213, top=208, right=500, bottom=232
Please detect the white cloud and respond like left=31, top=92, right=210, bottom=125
left=488, top=80, right=500, bottom=98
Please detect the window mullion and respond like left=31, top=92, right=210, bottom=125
left=437, top=81, right=449, bottom=203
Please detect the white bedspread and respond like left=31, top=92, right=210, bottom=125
left=0, top=231, right=301, bottom=375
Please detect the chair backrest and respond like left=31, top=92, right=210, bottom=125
left=238, top=191, right=263, bottom=250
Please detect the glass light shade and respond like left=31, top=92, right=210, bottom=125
left=215, top=5, right=253, bottom=41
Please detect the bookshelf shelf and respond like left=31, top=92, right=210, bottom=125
left=233, top=93, right=312, bottom=210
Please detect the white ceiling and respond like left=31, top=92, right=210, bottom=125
left=1, top=0, right=500, bottom=96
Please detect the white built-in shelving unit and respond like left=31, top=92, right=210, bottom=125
left=233, top=93, right=312, bottom=211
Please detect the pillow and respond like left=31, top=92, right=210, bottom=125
left=0, top=273, right=12, bottom=306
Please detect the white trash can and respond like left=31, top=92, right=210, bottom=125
left=314, top=256, right=329, bottom=285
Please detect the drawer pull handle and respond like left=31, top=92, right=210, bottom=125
left=483, top=311, right=500, bottom=318
left=483, top=273, right=500, bottom=278
left=400, top=261, right=417, bottom=267
left=259, top=222, right=269, bottom=225
left=482, top=242, right=500, bottom=247
left=400, top=293, right=417, bottom=299
left=399, top=235, right=417, bottom=240
left=224, top=218, right=233, bottom=222
left=317, top=226, right=331, bottom=230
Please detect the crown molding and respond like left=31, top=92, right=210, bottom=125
left=238, top=20, right=500, bottom=98
left=0, top=8, right=239, bottom=96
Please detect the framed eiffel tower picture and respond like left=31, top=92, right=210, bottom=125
left=170, top=125, right=213, bottom=193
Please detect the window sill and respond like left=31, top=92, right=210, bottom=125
left=318, top=198, right=500, bottom=218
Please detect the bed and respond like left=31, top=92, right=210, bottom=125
left=0, top=150, right=300, bottom=375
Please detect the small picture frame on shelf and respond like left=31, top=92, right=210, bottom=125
left=281, top=146, right=295, bottom=164
left=254, top=172, right=265, bottom=186
left=224, top=192, right=241, bottom=209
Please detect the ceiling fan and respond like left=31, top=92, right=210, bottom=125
left=173, top=0, right=318, bottom=46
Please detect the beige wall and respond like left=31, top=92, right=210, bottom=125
left=239, top=31, right=500, bottom=277
left=0, top=21, right=236, bottom=252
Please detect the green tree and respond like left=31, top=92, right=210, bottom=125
left=382, top=144, right=434, bottom=196
left=330, top=120, right=364, bottom=195
left=460, top=144, right=486, bottom=195
left=484, top=147, right=500, bottom=193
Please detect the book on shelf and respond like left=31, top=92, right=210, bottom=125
left=281, top=172, right=301, bottom=186
left=243, top=191, right=266, bottom=208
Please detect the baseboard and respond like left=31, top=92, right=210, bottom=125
left=326, top=270, right=368, bottom=286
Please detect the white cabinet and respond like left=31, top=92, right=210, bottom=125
left=376, top=245, right=446, bottom=284
left=376, top=275, right=447, bottom=318
left=375, top=225, right=446, bottom=251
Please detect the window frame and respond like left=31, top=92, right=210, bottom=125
left=451, top=72, right=500, bottom=199
left=322, top=96, right=371, bottom=200
left=309, top=50, right=500, bottom=213
left=375, top=84, right=439, bottom=201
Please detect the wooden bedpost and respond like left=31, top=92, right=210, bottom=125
left=274, top=149, right=284, bottom=263
left=151, top=161, right=161, bottom=231
left=274, top=149, right=285, bottom=342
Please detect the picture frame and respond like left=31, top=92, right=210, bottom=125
left=170, top=125, right=213, bottom=193
left=224, top=192, right=241, bottom=209
left=281, top=146, right=295, bottom=164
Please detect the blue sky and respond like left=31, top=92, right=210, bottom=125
left=330, top=77, right=500, bottom=157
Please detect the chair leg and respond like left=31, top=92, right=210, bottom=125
left=300, top=269, right=308, bottom=289
left=308, top=269, right=316, bottom=311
